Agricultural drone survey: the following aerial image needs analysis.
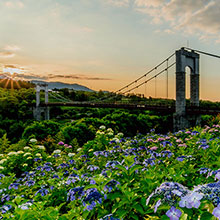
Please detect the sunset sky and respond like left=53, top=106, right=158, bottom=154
left=1, top=0, right=220, bottom=100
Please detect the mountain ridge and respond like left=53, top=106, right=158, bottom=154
left=31, top=80, right=94, bottom=92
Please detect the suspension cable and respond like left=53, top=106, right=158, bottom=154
left=115, top=53, right=175, bottom=93
left=184, top=47, right=220, bottom=59
left=121, top=62, right=176, bottom=94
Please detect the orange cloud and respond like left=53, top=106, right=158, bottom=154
left=0, top=52, right=15, bottom=58
left=47, top=74, right=111, bottom=81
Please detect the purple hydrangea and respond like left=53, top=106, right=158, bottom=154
left=166, top=206, right=182, bottom=220
left=213, top=204, right=220, bottom=219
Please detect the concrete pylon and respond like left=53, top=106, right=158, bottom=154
left=173, top=48, right=200, bottom=131
left=35, top=85, right=41, bottom=121
left=34, top=84, right=50, bottom=120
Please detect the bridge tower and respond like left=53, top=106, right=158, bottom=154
left=34, top=84, right=50, bottom=120
left=173, top=48, right=200, bottom=131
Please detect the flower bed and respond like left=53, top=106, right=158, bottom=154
left=1, top=125, right=220, bottom=219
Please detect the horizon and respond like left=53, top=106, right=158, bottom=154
left=0, top=0, right=220, bottom=100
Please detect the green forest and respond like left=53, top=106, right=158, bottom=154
left=0, top=86, right=219, bottom=155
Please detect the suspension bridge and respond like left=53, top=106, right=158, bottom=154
left=33, top=47, right=220, bottom=131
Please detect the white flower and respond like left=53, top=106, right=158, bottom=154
left=76, top=148, right=82, bottom=152
left=24, top=146, right=31, bottom=151
left=18, top=202, right=32, bottom=210
left=29, top=138, right=37, bottom=143
left=27, top=157, right=32, bottom=160
left=24, top=153, right=32, bottom=157
left=17, top=151, right=24, bottom=154
left=0, top=166, right=4, bottom=170
left=0, top=154, right=4, bottom=157
left=37, top=145, right=45, bottom=150
left=8, top=152, right=17, bottom=156
left=107, top=128, right=113, bottom=132
left=68, top=153, right=75, bottom=157
left=117, top=132, right=124, bottom=137
left=35, top=153, right=41, bottom=157
left=112, top=137, right=120, bottom=143
left=96, top=130, right=104, bottom=135
left=23, top=164, right=28, bottom=167
left=53, top=150, right=61, bottom=154
left=99, top=125, right=106, bottom=130
left=0, top=159, right=7, bottom=164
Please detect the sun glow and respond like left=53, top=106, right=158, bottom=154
left=3, top=67, right=21, bottom=75
left=0, top=67, right=22, bottom=89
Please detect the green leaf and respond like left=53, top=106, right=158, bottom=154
left=133, top=204, right=145, bottom=215
left=182, top=207, right=193, bottom=217
left=161, top=215, right=169, bottom=220
left=180, top=213, right=188, bottom=220
left=129, top=165, right=143, bottom=175
left=115, top=164, right=128, bottom=173
left=130, top=213, right=139, bottom=220
left=117, top=208, right=129, bottom=218
left=108, top=191, right=122, bottom=200
left=200, top=211, right=213, bottom=220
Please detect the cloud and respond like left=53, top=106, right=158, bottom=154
left=0, top=52, right=15, bottom=58
left=134, top=0, right=163, bottom=7
left=4, top=1, right=24, bottom=8
left=12, top=73, right=47, bottom=81
left=164, top=29, right=174, bottom=35
left=3, top=64, right=18, bottom=68
left=3, top=67, right=22, bottom=74
left=5, top=72, right=111, bottom=81
left=134, top=0, right=220, bottom=42
left=4, top=45, right=21, bottom=51
left=104, top=0, right=130, bottom=7
left=47, top=74, right=111, bottom=81
left=0, top=45, right=20, bottom=59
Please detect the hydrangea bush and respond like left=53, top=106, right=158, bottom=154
left=1, top=125, right=220, bottom=219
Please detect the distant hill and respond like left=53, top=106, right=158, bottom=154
left=31, top=80, right=94, bottom=92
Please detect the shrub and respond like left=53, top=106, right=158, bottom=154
left=61, top=122, right=95, bottom=146
left=22, top=120, right=61, bottom=141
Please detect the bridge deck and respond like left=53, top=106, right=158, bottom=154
left=37, top=102, right=220, bottom=115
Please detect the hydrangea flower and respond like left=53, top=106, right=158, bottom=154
left=24, top=146, right=31, bottom=151
left=35, top=188, right=49, bottom=196
left=7, top=152, right=17, bottom=156
left=100, top=214, right=120, bottom=220
left=18, top=202, right=33, bottom=210
left=87, top=165, right=100, bottom=171
left=0, top=204, right=12, bottom=213
left=29, top=138, right=37, bottom=143
left=37, top=145, right=45, bottom=150
left=67, top=187, right=84, bottom=201
left=53, top=149, right=61, bottom=154
left=99, top=125, right=106, bottom=130
left=9, top=183, right=20, bottom=190
left=213, top=204, right=220, bottom=219
left=166, top=206, right=182, bottom=220
left=25, top=180, right=35, bottom=187
left=0, top=159, right=7, bottom=164
left=154, top=199, right=161, bottom=213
